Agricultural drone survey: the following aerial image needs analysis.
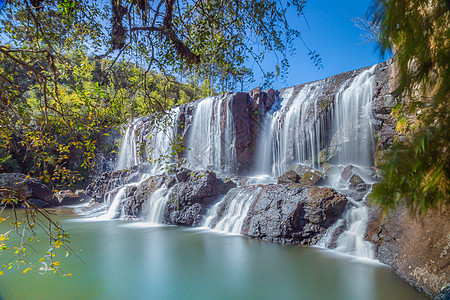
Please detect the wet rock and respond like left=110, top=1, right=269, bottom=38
left=340, top=165, right=354, bottom=181
left=277, top=164, right=325, bottom=186
left=175, top=168, right=189, bottom=182
left=118, top=169, right=236, bottom=224
left=122, top=175, right=167, bottom=219
left=164, top=170, right=236, bottom=226
left=277, top=170, right=300, bottom=184
left=75, top=189, right=90, bottom=202
left=349, top=174, right=364, bottom=190
left=356, top=183, right=371, bottom=193
left=54, top=190, right=81, bottom=205
left=242, top=184, right=348, bottom=244
left=366, top=204, right=450, bottom=297
left=85, top=165, right=143, bottom=203
left=0, top=173, right=53, bottom=207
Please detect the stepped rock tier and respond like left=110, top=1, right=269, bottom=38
left=78, top=59, right=449, bottom=297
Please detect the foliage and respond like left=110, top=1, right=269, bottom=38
left=0, top=0, right=319, bottom=187
left=0, top=187, right=77, bottom=276
left=369, top=0, right=449, bottom=215
left=0, top=0, right=321, bottom=274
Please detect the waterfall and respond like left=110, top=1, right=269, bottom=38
left=146, top=187, right=173, bottom=224
left=87, top=174, right=151, bottom=220
left=255, top=66, right=376, bottom=178
left=186, top=96, right=236, bottom=173
left=334, top=191, right=375, bottom=258
left=116, top=119, right=141, bottom=170
left=115, top=107, right=181, bottom=172
left=331, top=66, right=376, bottom=167
left=204, top=187, right=262, bottom=234
left=254, top=81, right=329, bottom=177
left=106, top=63, right=380, bottom=259
left=253, top=66, right=377, bottom=258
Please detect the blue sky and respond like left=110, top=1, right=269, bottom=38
left=255, top=0, right=392, bottom=89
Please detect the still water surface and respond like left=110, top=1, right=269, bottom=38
left=0, top=211, right=426, bottom=300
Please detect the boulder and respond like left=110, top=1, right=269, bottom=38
left=164, top=170, right=236, bottom=226
left=75, top=189, right=90, bottom=201
left=340, top=165, right=354, bottom=181
left=122, top=175, right=167, bottom=219
left=117, top=169, right=236, bottom=225
left=277, top=170, right=300, bottom=184
left=0, top=173, right=53, bottom=207
left=348, top=174, right=364, bottom=190
left=277, top=164, right=325, bottom=185
left=54, top=190, right=81, bottom=205
left=242, top=184, right=348, bottom=244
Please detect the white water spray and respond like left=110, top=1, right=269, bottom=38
left=204, top=187, right=262, bottom=234
left=186, top=96, right=236, bottom=173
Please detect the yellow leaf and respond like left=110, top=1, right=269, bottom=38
left=23, top=267, right=32, bottom=274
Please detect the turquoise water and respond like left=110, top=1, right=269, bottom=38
left=0, top=210, right=426, bottom=300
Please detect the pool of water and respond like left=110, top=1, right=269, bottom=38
left=0, top=210, right=426, bottom=299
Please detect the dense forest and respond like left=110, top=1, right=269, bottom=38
left=0, top=0, right=448, bottom=295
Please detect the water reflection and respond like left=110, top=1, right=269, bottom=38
left=0, top=214, right=427, bottom=300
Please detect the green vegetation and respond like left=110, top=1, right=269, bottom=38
left=0, top=0, right=315, bottom=275
left=369, top=0, right=449, bottom=215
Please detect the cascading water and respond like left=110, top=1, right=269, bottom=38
left=94, top=63, right=380, bottom=259
left=330, top=66, right=376, bottom=167
left=116, top=119, right=141, bottom=170
left=146, top=187, right=173, bottom=224
left=334, top=190, right=375, bottom=258
left=254, top=81, right=329, bottom=177
left=116, top=107, right=181, bottom=173
left=204, top=187, right=263, bottom=234
left=186, top=96, right=236, bottom=173
left=253, top=66, right=377, bottom=258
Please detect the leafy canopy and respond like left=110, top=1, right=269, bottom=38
left=369, top=0, right=449, bottom=215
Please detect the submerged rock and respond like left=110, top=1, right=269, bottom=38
left=241, top=184, right=348, bottom=244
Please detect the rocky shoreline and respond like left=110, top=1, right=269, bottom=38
left=1, top=58, right=448, bottom=298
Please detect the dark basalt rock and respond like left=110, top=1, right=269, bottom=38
left=242, top=184, right=348, bottom=244
left=277, top=164, right=325, bottom=185
left=121, top=175, right=167, bottom=219
left=0, top=173, right=53, bottom=207
left=85, top=165, right=144, bottom=203
left=101, top=168, right=236, bottom=225
left=366, top=205, right=450, bottom=298
left=164, top=169, right=236, bottom=226
left=277, top=170, right=300, bottom=184
left=54, top=190, right=82, bottom=205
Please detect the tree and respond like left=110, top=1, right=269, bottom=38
left=369, top=0, right=449, bottom=215
left=0, top=0, right=321, bottom=274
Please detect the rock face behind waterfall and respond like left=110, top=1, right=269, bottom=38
left=241, top=184, right=348, bottom=244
